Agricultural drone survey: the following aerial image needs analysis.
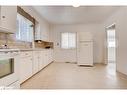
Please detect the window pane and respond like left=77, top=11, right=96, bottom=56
left=61, top=33, right=69, bottom=49
left=68, top=33, right=76, bottom=48
left=61, top=32, right=76, bottom=49
left=16, top=13, right=33, bottom=42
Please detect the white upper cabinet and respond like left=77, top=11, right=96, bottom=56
left=33, top=51, right=39, bottom=74
left=0, top=6, right=17, bottom=33
left=35, top=21, right=49, bottom=41
left=35, top=21, right=40, bottom=40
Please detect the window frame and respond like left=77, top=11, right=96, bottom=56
left=17, top=6, right=35, bottom=24
left=60, top=32, right=77, bottom=49
left=16, top=6, right=35, bottom=42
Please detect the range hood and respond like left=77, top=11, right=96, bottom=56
left=0, top=26, right=14, bottom=34
left=35, top=40, right=53, bottom=43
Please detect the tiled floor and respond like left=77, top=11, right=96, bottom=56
left=21, top=62, right=127, bottom=89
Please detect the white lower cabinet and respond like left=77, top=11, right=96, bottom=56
left=41, top=50, right=47, bottom=69
left=20, top=51, right=33, bottom=83
left=20, top=49, right=53, bottom=84
left=38, top=51, right=45, bottom=71
left=45, top=49, right=54, bottom=66
left=33, top=51, right=39, bottom=74
left=34, top=49, right=53, bottom=72
left=49, top=49, right=53, bottom=63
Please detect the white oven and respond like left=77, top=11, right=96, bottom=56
left=0, top=49, right=20, bottom=88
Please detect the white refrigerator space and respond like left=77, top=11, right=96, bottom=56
left=77, top=32, right=93, bottom=66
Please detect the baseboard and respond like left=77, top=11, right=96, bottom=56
left=53, top=61, right=77, bottom=63
left=116, top=71, right=127, bottom=79
left=93, top=62, right=105, bottom=65
left=20, top=61, right=54, bottom=85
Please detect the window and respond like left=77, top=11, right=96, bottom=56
left=61, top=32, right=76, bottom=49
left=16, top=13, right=33, bottom=42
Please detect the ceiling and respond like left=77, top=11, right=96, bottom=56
left=33, top=6, right=120, bottom=24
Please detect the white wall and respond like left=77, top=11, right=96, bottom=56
left=51, top=24, right=104, bottom=63
left=103, top=7, right=127, bottom=75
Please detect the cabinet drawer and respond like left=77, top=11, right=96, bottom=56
left=20, top=51, right=33, bottom=57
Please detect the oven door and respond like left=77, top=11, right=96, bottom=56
left=0, top=53, right=19, bottom=86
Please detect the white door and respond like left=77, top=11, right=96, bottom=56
left=77, top=41, right=93, bottom=66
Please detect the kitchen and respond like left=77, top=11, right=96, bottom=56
left=0, top=6, right=54, bottom=89
left=1, top=6, right=127, bottom=89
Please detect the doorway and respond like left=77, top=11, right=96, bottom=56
left=105, top=24, right=116, bottom=72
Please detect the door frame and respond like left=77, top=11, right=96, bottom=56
left=104, top=23, right=116, bottom=65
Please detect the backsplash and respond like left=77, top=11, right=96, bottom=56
left=0, top=32, right=32, bottom=49
left=0, top=32, right=54, bottom=49
left=34, top=40, right=54, bottom=49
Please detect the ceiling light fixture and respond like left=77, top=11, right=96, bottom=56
left=72, top=1, right=80, bottom=7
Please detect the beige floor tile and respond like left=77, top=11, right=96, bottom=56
left=21, top=62, right=127, bottom=89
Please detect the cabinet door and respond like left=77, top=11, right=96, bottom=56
left=20, top=57, right=33, bottom=83
left=0, top=6, right=17, bottom=33
left=38, top=51, right=45, bottom=70
left=20, top=52, right=33, bottom=83
left=44, top=30, right=49, bottom=41
left=41, top=50, right=47, bottom=67
left=46, top=50, right=53, bottom=64
left=35, top=21, right=41, bottom=40
left=41, top=32, right=48, bottom=41
left=48, top=50, right=52, bottom=63
left=33, top=51, right=39, bottom=74
left=40, top=23, right=49, bottom=41
left=50, top=50, right=54, bottom=62
left=43, top=50, right=48, bottom=67
left=47, top=50, right=51, bottom=65
left=38, top=51, right=44, bottom=71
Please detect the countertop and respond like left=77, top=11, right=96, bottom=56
left=20, top=48, right=52, bottom=51
left=0, top=49, right=20, bottom=52
left=0, top=48, right=53, bottom=52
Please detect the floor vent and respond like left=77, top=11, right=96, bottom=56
left=65, top=62, right=70, bottom=63
left=65, top=62, right=77, bottom=64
